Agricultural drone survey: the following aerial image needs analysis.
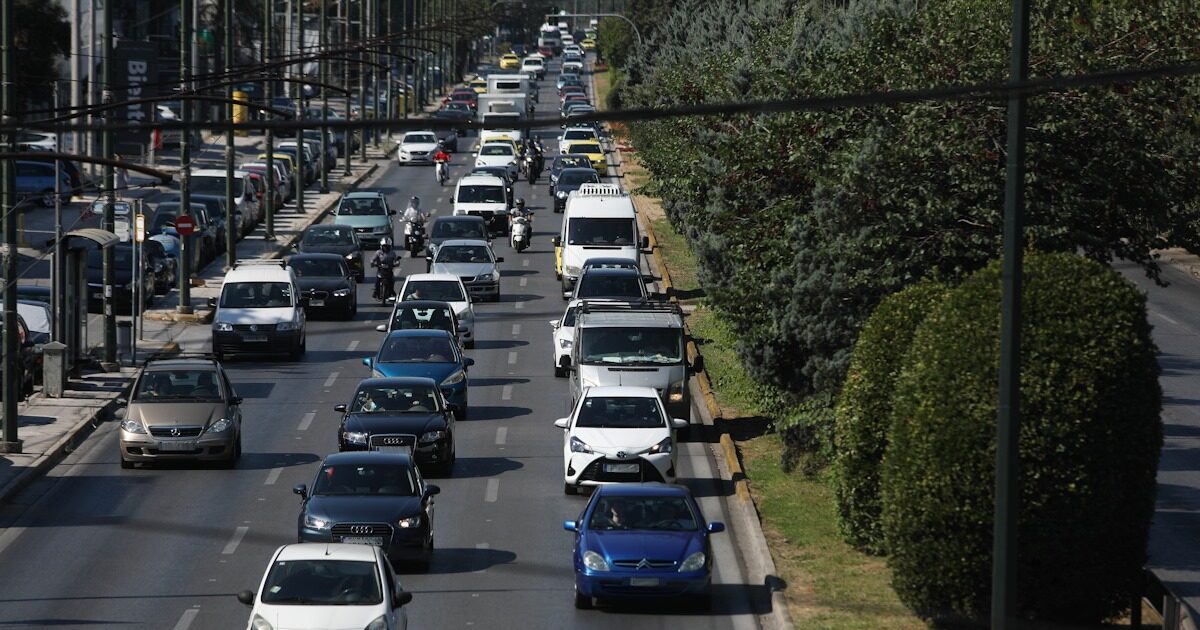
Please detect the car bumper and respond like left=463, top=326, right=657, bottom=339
left=398, top=153, right=434, bottom=163
left=120, top=430, right=237, bottom=462
left=213, top=329, right=302, bottom=356
left=576, top=570, right=711, bottom=600
left=298, top=526, right=430, bottom=564
left=354, top=231, right=390, bottom=248
left=464, top=280, right=499, bottom=299
left=340, top=436, right=454, bottom=467
left=303, top=293, right=355, bottom=315
left=565, top=453, right=674, bottom=487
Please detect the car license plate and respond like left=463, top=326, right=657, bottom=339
left=629, top=577, right=660, bottom=587
left=242, top=334, right=267, bottom=342
left=340, top=536, right=384, bottom=546
left=373, top=445, right=411, bottom=453
left=158, top=441, right=195, bottom=452
left=604, top=463, right=639, bottom=474
left=309, top=299, right=325, bottom=307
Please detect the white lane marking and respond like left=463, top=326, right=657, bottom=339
left=222, top=526, right=249, bottom=555
left=501, top=385, right=513, bottom=400
left=436, top=197, right=444, bottom=204
left=522, top=259, right=530, bottom=267
left=507, top=351, right=518, bottom=365
left=298, top=411, right=316, bottom=431
left=347, top=340, right=359, bottom=351
left=474, top=543, right=491, bottom=573
left=484, top=478, right=500, bottom=503
left=323, top=371, right=340, bottom=387
left=519, top=277, right=527, bottom=287
left=496, top=427, right=507, bottom=445
left=511, top=324, right=521, bottom=336
left=265, top=467, right=283, bottom=486
left=172, top=608, right=200, bottom=630
left=515, top=301, right=524, bottom=310
left=1157, top=311, right=1180, bottom=326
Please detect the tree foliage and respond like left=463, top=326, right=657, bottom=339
left=13, top=0, right=70, bottom=109
left=881, top=252, right=1161, bottom=626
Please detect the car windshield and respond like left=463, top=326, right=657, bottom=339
left=291, top=258, right=346, bottom=277
left=350, top=384, right=440, bottom=413
left=312, top=463, right=418, bottom=496
left=564, top=130, right=594, bottom=140
left=303, top=227, right=356, bottom=246
left=556, top=156, right=590, bottom=171
left=260, top=559, right=383, bottom=605
left=436, top=245, right=493, bottom=264
left=403, top=280, right=466, bottom=303
left=456, top=185, right=506, bottom=204
left=404, top=133, right=437, bottom=144
left=576, top=274, right=643, bottom=300
left=134, top=369, right=223, bottom=401
left=446, top=103, right=470, bottom=112
left=567, top=217, right=635, bottom=246
left=338, top=197, right=386, bottom=216
left=587, top=496, right=698, bottom=531
left=579, top=327, right=683, bottom=365
left=480, top=144, right=513, bottom=156
left=191, top=176, right=244, bottom=197
left=575, top=395, right=665, bottom=429
left=569, top=143, right=601, bottom=155
left=431, top=220, right=488, bottom=239
left=220, top=281, right=294, bottom=308
left=379, top=335, right=456, bottom=363
left=391, top=306, right=454, bottom=332
left=558, top=170, right=599, bottom=187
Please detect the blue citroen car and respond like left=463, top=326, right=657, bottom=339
left=564, top=483, right=725, bottom=610
left=364, top=329, right=473, bottom=419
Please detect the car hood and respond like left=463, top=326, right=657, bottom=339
left=216, top=306, right=295, bottom=325
left=299, top=243, right=358, bottom=257
left=305, top=494, right=424, bottom=524
left=332, top=215, right=389, bottom=229
left=584, top=530, right=702, bottom=565
left=297, top=277, right=352, bottom=292
left=129, top=401, right=223, bottom=428
left=579, top=365, right=672, bottom=390
left=431, top=262, right=494, bottom=277
left=253, top=606, right=382, bottom=630
left=400, top=142, right=439, bottom=153
left=571, top=427, right=669, bottom=454
left=344, top=412, right=446, bottom=435
left=371, top=362, right=462, bottom=382
left=475, top=155, right=515, bottom=168
left=454, top=202, right=507, bottom=215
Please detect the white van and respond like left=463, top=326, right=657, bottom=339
left=452, top=174, right=511, bottom=235
left=553, top=184, right=647, bottom=297
left=210, top=260, right=307, bottom=360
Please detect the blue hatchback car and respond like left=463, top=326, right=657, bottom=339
left=364, top=329, right=473, bottom=419
left=564, top=483, right=725, bottom=610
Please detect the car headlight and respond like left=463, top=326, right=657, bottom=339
left=342, top=431, right=369, bottom=445
left=441, top=370, right=466, bottom=386
left=332, top=288, right=351, bottom=297
left=276, top=321, right=297, bottom=331
left=396, top=515, right=422, bottom=529
left=583, top=550, right=610, bottom=572
left=650, top=437, right=673, bottom=454
left=564, top=265, right=581, bottom=277
left=251, top=615, right=274, bottom=630
left=303, top=513, right=330, bottom=530
left=419, top=430, right=447, bottom=443
left=206, top=417, right=232, bottom=434
left=400, top=150, right=410, bottom=158
left=373, top=224, right=390, bottom=233
left=556, top=190, right=568, bottom=199
left=569, top=436, right=592, bottom=453
left=344, top=252, right=355, bottom=260
left=475, top=159, right=485, bottom=166
left=120, top=418, right=146, bottom=434
left=364, top=615, right=391, bottom=630
left=213, top=322, right=233, bottom=332
left=475, top=273, right=493, bottom=283
left=669, top=382, right=684, bottom=403
left=558, top=339, right=573, bottom=350
left=678, top=551, right=706, bottom=572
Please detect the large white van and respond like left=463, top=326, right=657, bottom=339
left=553, top=184, right=647, bottom=297
left=210, top=260, right=307, bottom=360
left=452, top=174, right=511, bottom=235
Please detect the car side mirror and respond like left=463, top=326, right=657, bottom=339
left=207, top=297, right=217, bottom=308
left=563, top=519, right=578, bottom=532
left=691, top=355, right=704, bottom=373
left=392, top=590, right=413, bottom=609
left=707, top=522, right=726, bottom=534
left=362, top=357, right=373, bottom=367
left=116, top=397, right=128, bottom=407
left=293, top=483, right=307, bottom=499
left=671, top=418, right=689, bottom=430
left=334, top=403, right=347, bottom=412
left=554, top=417, right=569, bottom=429
left=464, top=357, right=475, bottom=367
left=552, top=236, right=561, bottom=247
left=641, top=236, right=650, bottom=249
left=375, top=324, right=387, bottom=332
left=549, top=320, right=559, bottom=328
left=424, top=484, right=441, bottom=496
left=237, top=590, right=256, bottom=606
left=495, top=257, right=504, bottom=263
left=388, top=209, right=397, bottom=215
left=298, top=296, right=310, bottom=307
left=230, top=396, right=244, bottom=405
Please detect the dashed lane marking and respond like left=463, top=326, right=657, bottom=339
left=222, top=526, right=249, bottom=555
left=519, top=277, right=527, bottom=287
left=522, top=259, right=530, bottom=267
left=501, top=385, right=513, bottom=400
left=515, top=302, right=524, bottom=310
left=347, top=340, right=359, bottom=351
left=323, top=371, right=340, bottom=387
left=507, top=351, right=518, bottom=365
left=474, top=543, right=491, bottom=573
left=511, top=324, right=521, bottom=336
left=485, top=478, right=500, bottom=503
left=171, top=608, right=200, bottom=630
left=496, top=427, right=507, bottom=445
left=297, top=411, right=316, bottom=431
left=265, top=467, right=283, bottom=486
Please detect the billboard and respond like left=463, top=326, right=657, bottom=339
left=108, top=40, right=158, bottom=148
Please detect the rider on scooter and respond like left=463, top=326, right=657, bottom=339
left=510, top=198, right=532, bottom=246
left=403, top=196, right=428, bottom=229
left=370, top=238, right=401, bottom=300
left=433, top=145, right=451, bottom=183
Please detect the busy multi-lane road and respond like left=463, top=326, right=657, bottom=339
left=0, top=56, right=771, bottom=629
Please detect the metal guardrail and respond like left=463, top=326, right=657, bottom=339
left=1136, top=569, right=1198, bottom=630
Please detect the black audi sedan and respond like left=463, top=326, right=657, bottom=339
left=335, top=377, right=456, bottom=477
left=287, top=253, right=357, bottom=320
left=293, top=450, right=440, bottom=571
left=296, top=223, right=365, bottom=281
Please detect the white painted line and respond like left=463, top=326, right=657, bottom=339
left=222, top=526, right=249, bottom=555
left=507, top=351, right=518, bottom=365
left=484, top=478, right=500, bottom=503
left=511, top=324, right=521, bottom=336
left=1157, top=312, right=1180, bottom=326
left=515, top=301, right=524, bottom=310
left=522, top=259, right=530, bottom=267
left=474, top=542, right=491, bottom=573
left=265, top=467, right=283, bottom=486
left=172, top=608, right=200, bottom=630
left=347, top=340, right=360, bottom=351
left=501, top=385, right=513, bottom=400
left=519, top=277, right=527, bottom=287
left=323, top=371, right=340, bottom=387
left=495, top=427, right=507, bottom=445
left=436, top=197, right=444, bottom=204
left=298, top=411, right=316, bottom=431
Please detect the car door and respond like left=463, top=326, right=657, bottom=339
left=413, top=464, right=435, bottom=532
left=220, top=369, right=243, bottom=433
left=382, top=553, right=407, bottom=629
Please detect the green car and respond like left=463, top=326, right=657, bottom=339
left=333, top=191, right=395, bottom=249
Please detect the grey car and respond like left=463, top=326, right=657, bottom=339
left=333, top=191, right=394, bottom=249
left=116, top=357, right=244, bottom=468
left=430, top=239, right=504, bottom=302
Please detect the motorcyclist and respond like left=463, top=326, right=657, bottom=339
left=402, top=196, right=427, bottom=228
left=528, top=140, right=545, bottom=184
left=510, top=198, right=532, bottom=245
left=433, top=145, right=451, bottom=184
left=370, top=238, right=401, bottom=300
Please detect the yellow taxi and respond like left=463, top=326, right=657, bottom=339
left=564, top=141, right=607, bottom=173
left=581, top=38, right=597, bottom=51
left=469, top=78, right=488, bottom=94
left=500, top=53, right=520, bottom=70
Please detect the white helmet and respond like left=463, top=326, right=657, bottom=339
left=380, top=237, right=392, bottom=250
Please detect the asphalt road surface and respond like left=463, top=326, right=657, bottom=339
left=0, top=58, right=771, bottom=629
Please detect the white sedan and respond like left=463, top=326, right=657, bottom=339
left=474, top=142, right=519, bottom=181
left=397, top=131, right=440, bottom=164
left=237, top=543, right=412, bottom=630
left=398, top=273, right=476, bottom=349
left=554, top=386, right=689, bottom=495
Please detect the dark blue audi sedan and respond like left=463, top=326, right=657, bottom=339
left=336, top=377, right=457, bottom=475
left=563, top=483, right=725, bottom=610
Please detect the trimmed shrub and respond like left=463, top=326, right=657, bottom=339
left=834, top=280, right=948, bottom=555
left=881, top=252, right=1162, bottom=626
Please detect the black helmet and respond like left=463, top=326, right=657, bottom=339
left=516, top=198, right=526, bottom=209
left=410, top=195, right=420, bottom=205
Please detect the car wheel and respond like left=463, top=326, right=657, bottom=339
left=554, top=364, right=566, bottom=378
left=120, top=457, right=135, bottom=470
left=41, top=190, right=55, bottom=208
left=564, top=482, right=578, bottom=496
left=464, top=339, right=474, bottom=350
left=574, top=590, right=592, bottom=609
left=691, top=593, right=712, bottom=611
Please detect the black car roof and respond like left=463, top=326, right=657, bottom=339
left=288, top=252, right=346, bottom=262
left=432, top=215, right=486, bottom=224
left=322, top=450, right=416, bottom=467
left=581, top=267, right=641, bottom=278
left=357, top=376, right=440, bottom=388
left=393, top=299, right=454, bottom=310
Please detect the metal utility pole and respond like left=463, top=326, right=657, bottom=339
left=52, top=83, right=65, bottom=342
left=294, top=0, right=306, bottom=215
left=264, top=0, right=276, bottom=240
left=101, top=0, right=116, bottom=367
left=401, top=0, right=409, bottom=120
left=358, top=0, right=367, bottom=162
left=224, top=0, right=237, bottom=269
left=991, top=1, right=1030, bottom=628
left=178, top=0, right=194, bottom=313
left=319, top=0, right=329, bottom=193
left=342, top=0, right=351, bottom=176
left=1, top=0, right=20, bottom=453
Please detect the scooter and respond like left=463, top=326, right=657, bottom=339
left=435, top=160, right=448, bottom=186
left=404, top=221, right=426, bottom=258
left=510, top=212, right=532, bottom=252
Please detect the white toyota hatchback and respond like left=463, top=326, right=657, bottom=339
left=554, top=386, right=689, bottom=495
left=238, top=543, right=412, bottom=630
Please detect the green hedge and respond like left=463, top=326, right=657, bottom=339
left=834, top=280, right=947, bottom=555
left=881, top=252, right=1162, bottom=625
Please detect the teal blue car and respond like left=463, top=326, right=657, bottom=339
left=363, top=329, right=474, bottom=419
left=333, top=191, right=394, bottom=248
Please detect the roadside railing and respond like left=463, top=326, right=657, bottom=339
left=1136, top=569, right=1197, bottom=630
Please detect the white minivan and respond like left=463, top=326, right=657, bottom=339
left=211, top=260, right=307, bottom=360
left=452, top=174, right=511, bottom=236
left=554, top=184, right=647, bottom=297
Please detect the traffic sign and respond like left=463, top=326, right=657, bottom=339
left=174, top=215, right=196, bottom=236
left=134, top=213, right=146, bottom=243
left=115, top=218, right=130, bottom=243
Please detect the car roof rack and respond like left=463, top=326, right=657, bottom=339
left=577, top=300, right=682, bottom=316
left=232, top=258, right=287, bottom=268
left=142, top=351, right=219, bottom=366
left=574, top=183, right=624, bottom=198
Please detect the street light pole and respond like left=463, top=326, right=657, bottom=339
left=224, top=0, right=237, bottom=269
left=1, top=0, right=20, bottom=453
left=101, top=0, right=116, bottom=368
left=342, top=0, right=351, bottom=176
left=294, top=0, right=306, bottom=215
left=178, top=0, right=194, bottom=314
left=320, top=0, right=330, bottom=193
left=264, top=0, right=276, bottom=240
left=358, top=0, right=367, bottom=162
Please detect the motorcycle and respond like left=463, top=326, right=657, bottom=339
left=510, top=211, right=532, bottom=252
left=435, top=160, right=448, bottom=186
left=404, top=221, right=426, bottom=258
left=372, top=260, right=399, bottom=304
